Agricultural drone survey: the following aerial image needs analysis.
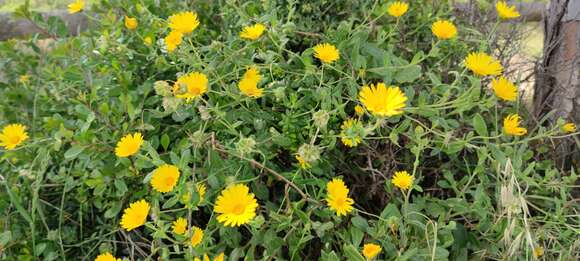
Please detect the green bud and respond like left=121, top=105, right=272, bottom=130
left=313, top=110, right=330, bottom=130
left=154, top=80, right=172, bottom=96
left=298, top=144, right=321, bottom=164
left=236, top=137, right=257, bottom=156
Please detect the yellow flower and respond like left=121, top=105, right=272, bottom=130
left=562, top=123, right=576, bottom=133
left=172, top=217, right=187, bottom=235
left=173, top=72, right=209, bottom=101
left=313, top=43, right=340, bottom=64
left=197, top=183, right=207, bottom=201
left=214, top=184, right=259, bottom=227
left=354, top=105, right=364, bottom=117
left=165, top=30, right=183, bottom=52
left=503, top=114, right=527, bottom=136
left=190, top=226, right=204, bottom=247
left=533, top=246, right=544, bottom=257
left=326, top=178, right=354, bottom=216
left=431, top=20, right=457, bottom=40
left=362, top=243, right=382, bottom=260
left=491, top=76, right=517, bottom=101
left=120, top=199, right=150, bottom=231
left=359, top=83, right=407, bottom=117
left=114, top=132, right=143, bottom=157
left=94, top=252, right=121, bottom=261
left=0, top=124, right=29, bottom=150
left=124, top=16, right=138, bottom=30
left=387, top=1, right=409, bottom=18
left=465, top=52, right=503, bottom=77
left=295, top=155, right=311, bottom=169
left=391, top=171, right=413, bottom=190
left=340, top=118, right=365, bottom=147
left=240, top=23, right=266, bottom=40
left=151, top=164, right=180, bottom=193
left=68, top=0, right=84, bottom=14
left=19, top=74, right=30, bottom=84
left=496, top=1, right=520, bottom=19
left=238, top=66, right=264, bottom=98
left=214, top=252, right=225, bottom=261
left=144, top=36, right=153, bottom=46
left=168, top=12, right=200, bottom=34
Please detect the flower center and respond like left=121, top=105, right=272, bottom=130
left=232, top=203, right=246, bottom=215
left=10, top=135, right=21, bottom=144
left=189, top=86, right=201, bottom=95
left=334, top=197, right=346, bottom=207
left=165, top=177, right=175, bottom=185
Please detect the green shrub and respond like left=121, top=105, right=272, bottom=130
left=0, top=0, right=578, bottom=260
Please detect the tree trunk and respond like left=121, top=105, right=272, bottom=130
left=534, top=0, right=580, bottom=167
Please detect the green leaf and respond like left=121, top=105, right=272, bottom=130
left=342, top=244, right=365, bottom=261
left=114, top=179, right=128, bottom=196
left=64, top=145, right=84, bottom=159
left=394, top=65, right=422, bottom=83
left=161, top=134, right=170, bottom=151
left=472, top=113, right=488, bottom=137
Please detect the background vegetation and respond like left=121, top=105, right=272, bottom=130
left=0, top=0, right=577, bottom=260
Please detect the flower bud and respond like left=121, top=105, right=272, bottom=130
left=236, top=137, right=257, bottom=156
left=154, top=81, right=172, bottom=96
left=313, top=110, right=330, bottom=130
left=297, top=144, right=321, bottom=164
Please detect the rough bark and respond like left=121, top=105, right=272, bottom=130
left=0, top=11, right=88, bottom=40
left=534, top=0, right=580, bottom=167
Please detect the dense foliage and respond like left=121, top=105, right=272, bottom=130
left=0, top=0, right=578, bottom=260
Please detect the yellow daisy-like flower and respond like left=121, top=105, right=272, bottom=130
left=503, top=114, right=527, bottom=136
left=326, top=178, right=355, bottom=216
left=214, top=184, right=259, bottom=227
left=238, top=66, right=264, bottom=98
left=193, top=255, right=210, bottom=261
left=354, top=105, right=365, bottom=117
left=124, top=16, right=138, bottom=30
left=144, top=36, right=153, bottom=46
left=340, top=118, right=365, bottom=148
left=562, top=123, right=576, bottom=133
left=19, top=74, right=30, bottom=84
left=67, top=0, right=84, bottom=14
left=150, top=164, right=180, bottom=193
left=362, top=243, right=382, bottom=260
left=465, top=52, right=503, bottom=77
left=240, top=23, right=266, bottom=40
left=295, top=155, right=311, bottom=169
left=165, top=30, right=183, bottom=52
left=94, top=252, right=121, bottom=261
left=0, top=124, right=29, bottom=150
left=387, top=1, right=409, bottom=18
left=173, top=72, right=209, bottom=101
left=431, top=20, right=457, bottom=40
left=359, top=83, right=407, bottom=117
left=172, top=217, right=187, bottom=235
left=313, top=43, right=340, bottom=64
left=496, top=1, right=520, bottom=19
left=533, top=246, right=544, bottom=257
left=197, top=183, right=207, bottom=201
left=114, top=132, right=143, bottom=157
left=214, top=253, right=225, bottom=261
left=491, top=76, right=517, bottom=101
left=120, top=199, right=150, bottom=231
left=190, top=226, right=204, bottom=247
left=168, top=12, right=200, bottom=34
left=181, top=183, right=206, bottom=203
left=391, top=171, right=413, bottom=190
